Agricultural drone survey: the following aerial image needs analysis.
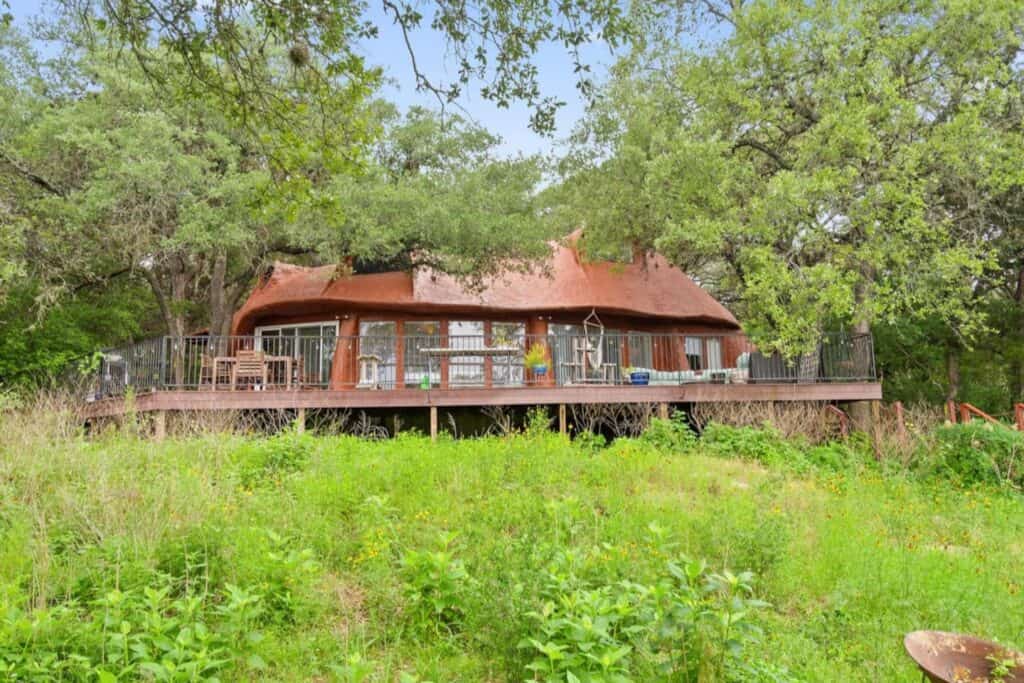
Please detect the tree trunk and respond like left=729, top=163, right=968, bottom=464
left=847, top=315, right=874, bottom=430
left=144, top=263, right=190, bottom=386
left=1010, top=266, right=1024, bottom=404
left=209, top=253, right=234, bottom=354
left=945, top=344, right=961, bottom=403
left=843, top=270, right=876, bottom=428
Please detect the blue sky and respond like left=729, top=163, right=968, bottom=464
left=7, top=0, right=618, bottom=157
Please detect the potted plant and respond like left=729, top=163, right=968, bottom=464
left=624, top=366, right=650, bottom=385
left=524, top=343, right=549, bottom=376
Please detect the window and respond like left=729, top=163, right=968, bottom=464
left=448, top=321, right=485, bottom=385
left=255, top=321, right=338, bottom=385
left=492, top=322, right=525, bottom=385
left=706, top=337, right=723, bottom=370
left=404, top=321, right=441, bottom=388
left=685, top=336, right=703, bottom=371
left=359, top=321, right=397, bottom=387
left=628, top=332, right=653, bottom=370
left=684, top=336, right=724, bottom=372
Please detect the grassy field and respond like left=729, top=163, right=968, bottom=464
left=0, top=409, right=1022, bottom=681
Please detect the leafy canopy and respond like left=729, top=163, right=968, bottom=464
left=558, top=0, right=1024, bottom=353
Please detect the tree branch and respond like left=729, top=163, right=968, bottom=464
left=0, top=149, right=66, bottom=196
left=731, top=138, right=791, bottom=170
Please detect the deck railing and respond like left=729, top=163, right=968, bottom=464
left=91, top=331, right=875, bottom=399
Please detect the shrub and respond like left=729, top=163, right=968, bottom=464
left=701, top=423, right=809, bottom=470
left=525, top=406, right=552, bottom=437
left=573, top=429, right=607, bottom=453
left=0, top=580, right=266, bottom=681
left=237, top=428, right=313, bottom=488
left=641, top=410, right=697, bottom=452
left=930, top=422, right=1024, bottom=488
left=519, top=536, right=770, bottom=682
left=400, top=532, right=469, bottom=634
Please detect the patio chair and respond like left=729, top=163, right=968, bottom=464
left=231, top=350, right=266, bottom=390
left=199, top=353, right=231, bottom=389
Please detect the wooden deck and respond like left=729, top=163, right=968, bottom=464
left=82, top=382, right=883, bottom=418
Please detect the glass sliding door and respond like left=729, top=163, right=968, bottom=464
left=255, top=321, right=339, bottom=386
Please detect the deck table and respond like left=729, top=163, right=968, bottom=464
left=420, top=346, right=522, bottom=388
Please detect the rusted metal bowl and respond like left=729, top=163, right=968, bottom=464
left=905, top=630, right=1024, bottom=682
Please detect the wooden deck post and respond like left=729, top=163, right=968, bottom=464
left=295, top=407, right=305, bottom=434
left=429, top=406, right=438, bottom=441
left=894, top=401, right=906, bottom=439
left=153, top=410, right=166, bottom=442
left=1015, top=403, right=1024, bottom=431
left=558, top=403, right=567, bottom=435
left=658, top=402, right=669, bottom=420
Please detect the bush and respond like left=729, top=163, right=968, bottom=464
left=0, top=580, right=266, bottom=681
left=400, top=532, right=469, bottom=635
left=519, top=539, right=770, bottom=682
left=930, top=422, right=1024, bottom=488
left=641, top=410, right=697, bottom=452
left=237, top=428, right=313, bottom=488
left=702, top=423, right=809, bottom=470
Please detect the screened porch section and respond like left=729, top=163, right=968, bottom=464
left=93, top=327, right=875, bottom=398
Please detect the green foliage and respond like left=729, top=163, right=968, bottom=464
left=0, top=283, right=150, bottom=386
left=559, top=0, right=1024, bottom=354
left=574, top=429, right=608, bottom=453
left=524, top=343, right=549, bottom=368
left=520, top=536, right=770, bottom=683
left=0, top=581, right=265, bottom=681
left=701, top=423, right=809, bottom=471
left=237, top=428, right=314, bottom=489
left=930, top=423, right=1024, bottom=489
left=641, top=410, right=697, bottom=452
left=61, top=0, right=637, bottom=138
left=526, top=405, right=553, bottom=437
left=2, top=407, right=1023, bottom=680
left=400, top=532, right=469, bottom=634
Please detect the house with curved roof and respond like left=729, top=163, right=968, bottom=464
left=87, top=234, right=880, bottom=431
left=230, top=234, right=749, bottom=390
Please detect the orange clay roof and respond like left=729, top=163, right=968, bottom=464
left=232, top=239, right=739, bottom=333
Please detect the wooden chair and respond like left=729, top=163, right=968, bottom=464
left=200, top=353, right=231, bottom=389
left=231, top=350, right=266, bottom=390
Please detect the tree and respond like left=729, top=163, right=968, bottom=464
left=1, top=31, right=550, bottom=357
left=300, top=105, right=551, bottom=284
left=57, top=0, right=637, bottom=140
left=559, top=0, right=1023, bottom=360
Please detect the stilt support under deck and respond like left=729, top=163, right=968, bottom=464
left=430, top=406, right=438, bottom=441
left=296, top=407, right=306, bottom=433
left=658, top=402, right=669, bottom=420
left=558, top=404, right=567, bottom=436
